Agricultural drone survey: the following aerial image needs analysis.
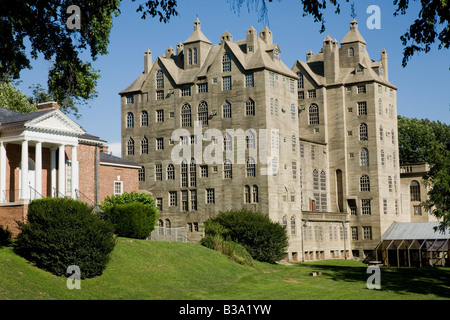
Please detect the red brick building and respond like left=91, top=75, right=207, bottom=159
left=0, top=102, right=141, bottom=235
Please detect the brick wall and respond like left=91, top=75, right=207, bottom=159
left=0, top=204, right=28, bottom=236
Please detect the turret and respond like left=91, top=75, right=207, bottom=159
left=323, top=35, right=339, bottom=83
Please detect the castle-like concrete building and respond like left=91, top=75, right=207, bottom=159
left=119, top=19, right=414, bottom=261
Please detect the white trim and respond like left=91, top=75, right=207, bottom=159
left=100, top=161, right=142, bottom=169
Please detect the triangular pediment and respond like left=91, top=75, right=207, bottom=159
left=25, top=110, right=86, bottom=136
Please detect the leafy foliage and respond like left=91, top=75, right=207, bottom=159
left=0, top=225, right=12, bottom=247
left=0, top=82, right=37, bottom=113
left=397, top=115, right=450, bottom=229
left=102, top=202, right=158, bottom=239
left=101, top=191, right=158, bottom=211
left=202, top=209, right=289, bottom=264
left=14, top=198, right=116, bottom=279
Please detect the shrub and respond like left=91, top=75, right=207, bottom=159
left=14, top=198, right=116, bottom=279
left=101, top=191, right=157, bottom=212
left=0, top=225, right=12, bottom=246
left=202, top=209, right=289, bottom=264
left=102, top=202, right=158, bottom=239
left=201, top=233, right=253, bottom=266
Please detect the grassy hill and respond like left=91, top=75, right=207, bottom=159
left=1, top=238, right=449, bottom=300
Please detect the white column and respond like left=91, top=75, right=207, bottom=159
left=58, top=144, right=65, bottom=197
left=71, top=146, right=78, bottom=199
left=21, top=140, right=29, bottom=199
left=35, top=141, right=42, bottom=196
left=0, top=142, right=6, bottom=202
left=51, top=148, right=57, bottom=197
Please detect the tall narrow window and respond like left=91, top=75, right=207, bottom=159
left=291, top=104, right=296, bottom=120
left=156, top=70, right=164, bottom=89
left=320, top=171, right=326, bottom=191
left=139, top=166, right=145, bottom=182
left=360, top=174, right=370, bottom=192
left=246, top=157, right=256, bottom=177
left=141, top=111, right=148, bottom=126
left=141, top=137, right=148, bottom=154
left=222, top=76, right=232, bottom=91
left=348, top=47, right=354, bottom=57
left=181, top=159, right=188, bottom=187
left=252, top=185, right=259, bottom=203
left=127, top=138, right=134, bottom=155
left=155, top=164, right=162, bottom=181
left=190, top=159, right=197, bottom=187
left=198, top=101, right=209, bottom=126
left=193, top=48, right=197, bottom=64
left=359, top=123, right=368, bottom=140
left=244, top=185, right=251, bottom=203
left=188, top=49, right=192, bottom=65
left=313, top=169, right=319, bottom=190
left=360, top=148, right=369, bottom=166
left=361, top=200, right=371, bottom=215
left=181, top=103, right=192, bottom=127
left=272, top=157, right=278, bottom=176
left=379, top=126, right=383, bottom=140
left=410, top=180, right=421, bottom=201
left=223, top=133, right=232, bottom=151
left=297, top=72, right=304, bottom=88
left=290, top=216, right=296, bottom=235
left=245, top=73, right=254, bottom=87
left=127, top=112, right=134, bottom=128
left=190, top=190, right=197, bottom=211
left=181, top=190, right=188, bottom=211
left=381, top=149, right=385, bottom=165
left=291, top=134, right=296, bottom=152
left=222, top=53, right=231, bottom=72
left=358, top=101, right=367, bottom=115
left=378, top=99, right=382, bottom=115
left=309, top=104, right=319, bottom=125
left=388, top=176, right=393, bottom=192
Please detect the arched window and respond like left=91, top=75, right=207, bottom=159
left=246, top=157, right=256, bottom=177
left=167, top=164, right=175, bottom=180
left=290, top=216, right=296, bottom=235
left=127, top=138, right=134, bottom=155
left=156, top=70, right=164, bottom=89
left=222, top=101, right=232, bottom=118
left=359, top=123, right=368, bottom=140
left=360, top=174, right=370, bottom=192
left=360, top=148, right=369, bottom=166
left=313, top=169, right=319, bottom=190
left=246, top=98, right=255, bottom=116
left=222, top=52, right=231, bottom=72
left=198, top=101, right=209, bottom=126
left=246, top=130, right=256, bottom=149
left=252, top=185, right=259, bottom=203
left=297, top=72, right=304, bottom=89
left=141, top=111, right=148, bottom=126
left=309, top=104, right=319, bottom=125
left=127, top=112, right=134, bottom=128
left=244, top=185, right=251, bottom=203
left=224, top=159, right=232, bottom=179
left=223, top=133, right=232, bottom=151
left=348, top=47, right=354, bottom=57
left=141, top=137, right=148, bottom=154
left=165, top=219, right=171, bottom=229
left=181, top=103, right=192, bottom=127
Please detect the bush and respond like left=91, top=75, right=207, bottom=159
left=202, top=209, right=289, bottom=264
left=201, top=233, right=253, bottom=266
left=0, top=225, right=12, bottom=246
left=102, top=202, right=158, bottom=239
left=100, top=191, right=159, bottom=239
left=14, top=198, right=116, bottom=279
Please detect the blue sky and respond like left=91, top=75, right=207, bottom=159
left=16, top=0, right=450, bottom=156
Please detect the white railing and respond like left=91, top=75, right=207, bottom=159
left=148, top=227, right=187, bottom=242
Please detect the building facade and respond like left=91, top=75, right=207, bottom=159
left=120, top=19, right=411, bottom=261
left=0, top=102, right=140, bottom=235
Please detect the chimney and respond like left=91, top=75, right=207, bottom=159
left=99, top=145, right=109, bottom=154
left=36, top=101, right=60, bottom=111
left=381, top=49, right=388, bottom=80
left=176, top=42, right=183, bottom=55
left=144, top=49, right=152, bottom=74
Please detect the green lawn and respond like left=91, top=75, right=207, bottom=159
left=1, top=238, right=449, bottom=300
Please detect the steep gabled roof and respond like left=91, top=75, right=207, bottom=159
left=341, top=19, right=367, bottom=45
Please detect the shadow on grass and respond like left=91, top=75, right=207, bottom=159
left=294, top=262, right=450, bottom=299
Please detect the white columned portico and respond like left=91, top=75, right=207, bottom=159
left=51, top=148, right=57, bottom=197
left=20, top=140, right=29, bottom=199
left=0, top=142, right=6, bottom=202
left=58, top=144, right=66, bottom=197
left=71, top=145, right=78, bottom=199
left=35, top=141, right=42, bottom=196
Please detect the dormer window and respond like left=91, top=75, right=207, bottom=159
left=273, top=48, right=280, bottom=61
left=356, top=66, right=363, bottom=73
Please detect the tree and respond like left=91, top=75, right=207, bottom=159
left=0, top=81, right=37, bottom=113
left=230, top=0, right=449, bottom=67
left=397, top=115, right=450, bottom=230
